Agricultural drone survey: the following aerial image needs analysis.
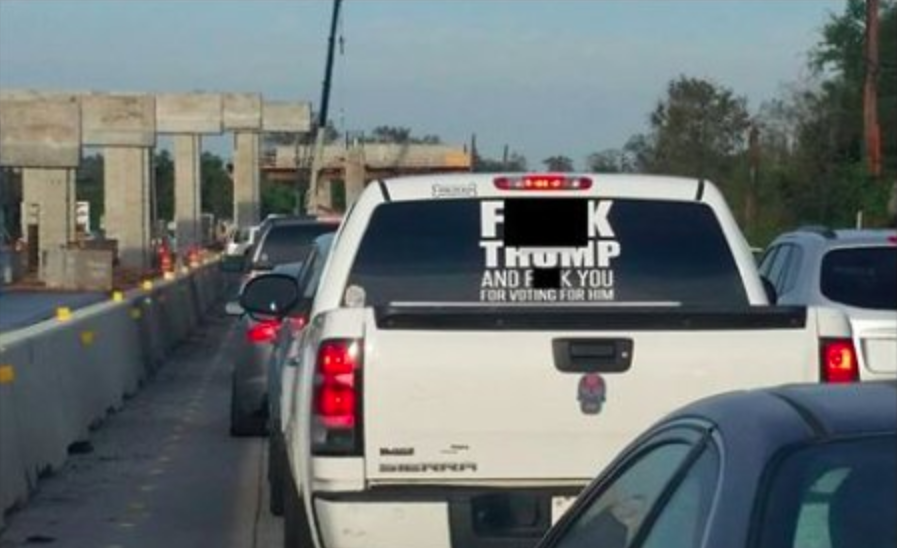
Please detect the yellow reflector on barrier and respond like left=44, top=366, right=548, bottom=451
left=0, top=365, right=14, bottom=384
left=130, top=308, right=142, bottom=320
left=112, top=291, right=124, bottom=302
left=80, top=331, right=96, bottom=346
left=56, top=307, right=72, bottom=321
left=142, top=280, right=153, bottom=291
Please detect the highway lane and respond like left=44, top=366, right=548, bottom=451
left=0, top=307, right=283, bottom=548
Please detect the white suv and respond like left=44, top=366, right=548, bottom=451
left=760, top=226, right=897, bottom=377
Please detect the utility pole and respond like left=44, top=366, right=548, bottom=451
left=306, top=0, right=343, bottom=216
left=864, top=0, right=881, bottom=178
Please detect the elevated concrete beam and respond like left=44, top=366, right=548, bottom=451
left=156, top=93, right=222, bottom=134
left=273, top=144, right=472, bottom=170
left=262, top=101, right=311, bottom=133
left=0, top=98, right=81, bottom=168
left=223, top=93, right=262, bottom=131
left=0, top=89, right=83, bottom=101
left=82, top=94, right=156, bottom=147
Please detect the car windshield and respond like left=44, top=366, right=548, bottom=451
left=347, top=198, right=748, bottom=307
left=820, top=247, right=897, bottom=311
left=756, top=435, right=897, bottom=548
left=257, top=223, right=337, bottom=266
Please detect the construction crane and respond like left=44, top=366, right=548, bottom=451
left=305, top=0, right=343, bottom=215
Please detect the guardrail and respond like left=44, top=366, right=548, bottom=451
left=0, top=261, right=226, bottom=528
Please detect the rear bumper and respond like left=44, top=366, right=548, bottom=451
left=311, top=485, right=583, bottom=548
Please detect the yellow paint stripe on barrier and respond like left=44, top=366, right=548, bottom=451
left=0, top=365, right=15, bottom=384
left=80, top=331, right=96, bottom=346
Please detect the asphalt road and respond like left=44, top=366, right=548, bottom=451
left=0, top=308, right=283, bottom=548
left=0, top=291, right=107, bottom=333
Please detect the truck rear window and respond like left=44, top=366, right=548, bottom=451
left=347, top=199, right=747, bottom=307
left=821, top=247, right=897, bottom=311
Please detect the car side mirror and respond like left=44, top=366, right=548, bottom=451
left=761, top=276, right=778, bottom=305
left=225, top=301, right=244, bottom=316
left=239, top=273, right=300, bottom=319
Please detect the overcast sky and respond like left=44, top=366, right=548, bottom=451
left=0, top=0, right=844, bottom=169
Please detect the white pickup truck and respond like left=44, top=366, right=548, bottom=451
left=247, top=173, right=862, bottom=548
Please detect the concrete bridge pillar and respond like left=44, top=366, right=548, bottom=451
left=232, top=131, right=260, bottom=228
left=104, top=147, right=151, bottom=269
left=174, top=134, right=202, bottom=252
left=1, top=94, right=81, bottom=275
left=21, top=168, right=76, bottom=260
left=344, top=146, right=366, bottom=209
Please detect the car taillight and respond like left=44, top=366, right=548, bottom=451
left=312, top=339, right=363, bottom=455
left=494, top=174, right=593, bottom=191
left=820, top=338, right=859, bottom=383
left=288, top=315, right=307, bottom=333
left=246, top=319, right=280, bottom=344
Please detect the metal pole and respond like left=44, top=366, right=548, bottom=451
left=307, top=0, right=343, bottom=216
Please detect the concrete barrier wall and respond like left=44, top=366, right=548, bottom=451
left=0, top=263, right=224, bottom=527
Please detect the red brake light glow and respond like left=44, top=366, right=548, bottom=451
left=315, top=340, right=362, bottom=435
left=319, top=341, right=358, bottom=376
left=246, top=319, right=280, bottom=344
left=821, top=339, right=859, bottom=383
left=494, top=174, right=593, bottom=191
left=288, top=315, right=307, bottom=332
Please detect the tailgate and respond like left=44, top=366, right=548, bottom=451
left=852, top=316, right=897, bottom=375
left=363, top=306, right=814, bottom=483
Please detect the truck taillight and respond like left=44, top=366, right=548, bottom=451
left=820, top=338, right=859, bottom=383
left=312, top=339, right=363, bottom=456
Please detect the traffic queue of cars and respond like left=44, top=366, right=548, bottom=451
left=225, top=215, right=340, bottom=436
left=230, top=173, right=896, bottom=548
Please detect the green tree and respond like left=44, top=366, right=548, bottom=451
left=200, top=152, right=233, bottom=221
left=153, top=149, right=175, bottom=223
left=363, top=126, right=442, bottom=144
left=76, top=153, right=104, bottom=230
left=585, top=149, right=632, bottom=173
left=542, top=155, right=574, bottom=172
left=648, top=76, right=751, bottom=184
left=260, top=176, right=296, bottom=217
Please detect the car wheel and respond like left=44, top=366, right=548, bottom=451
left=284, top=468, right=314, bottom=548
left=269, top=430, right=285, bottom=516
left=230, top=376, right=260, bottom=437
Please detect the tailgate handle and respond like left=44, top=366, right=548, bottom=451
left=553, top=338, right=633, bottom=373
